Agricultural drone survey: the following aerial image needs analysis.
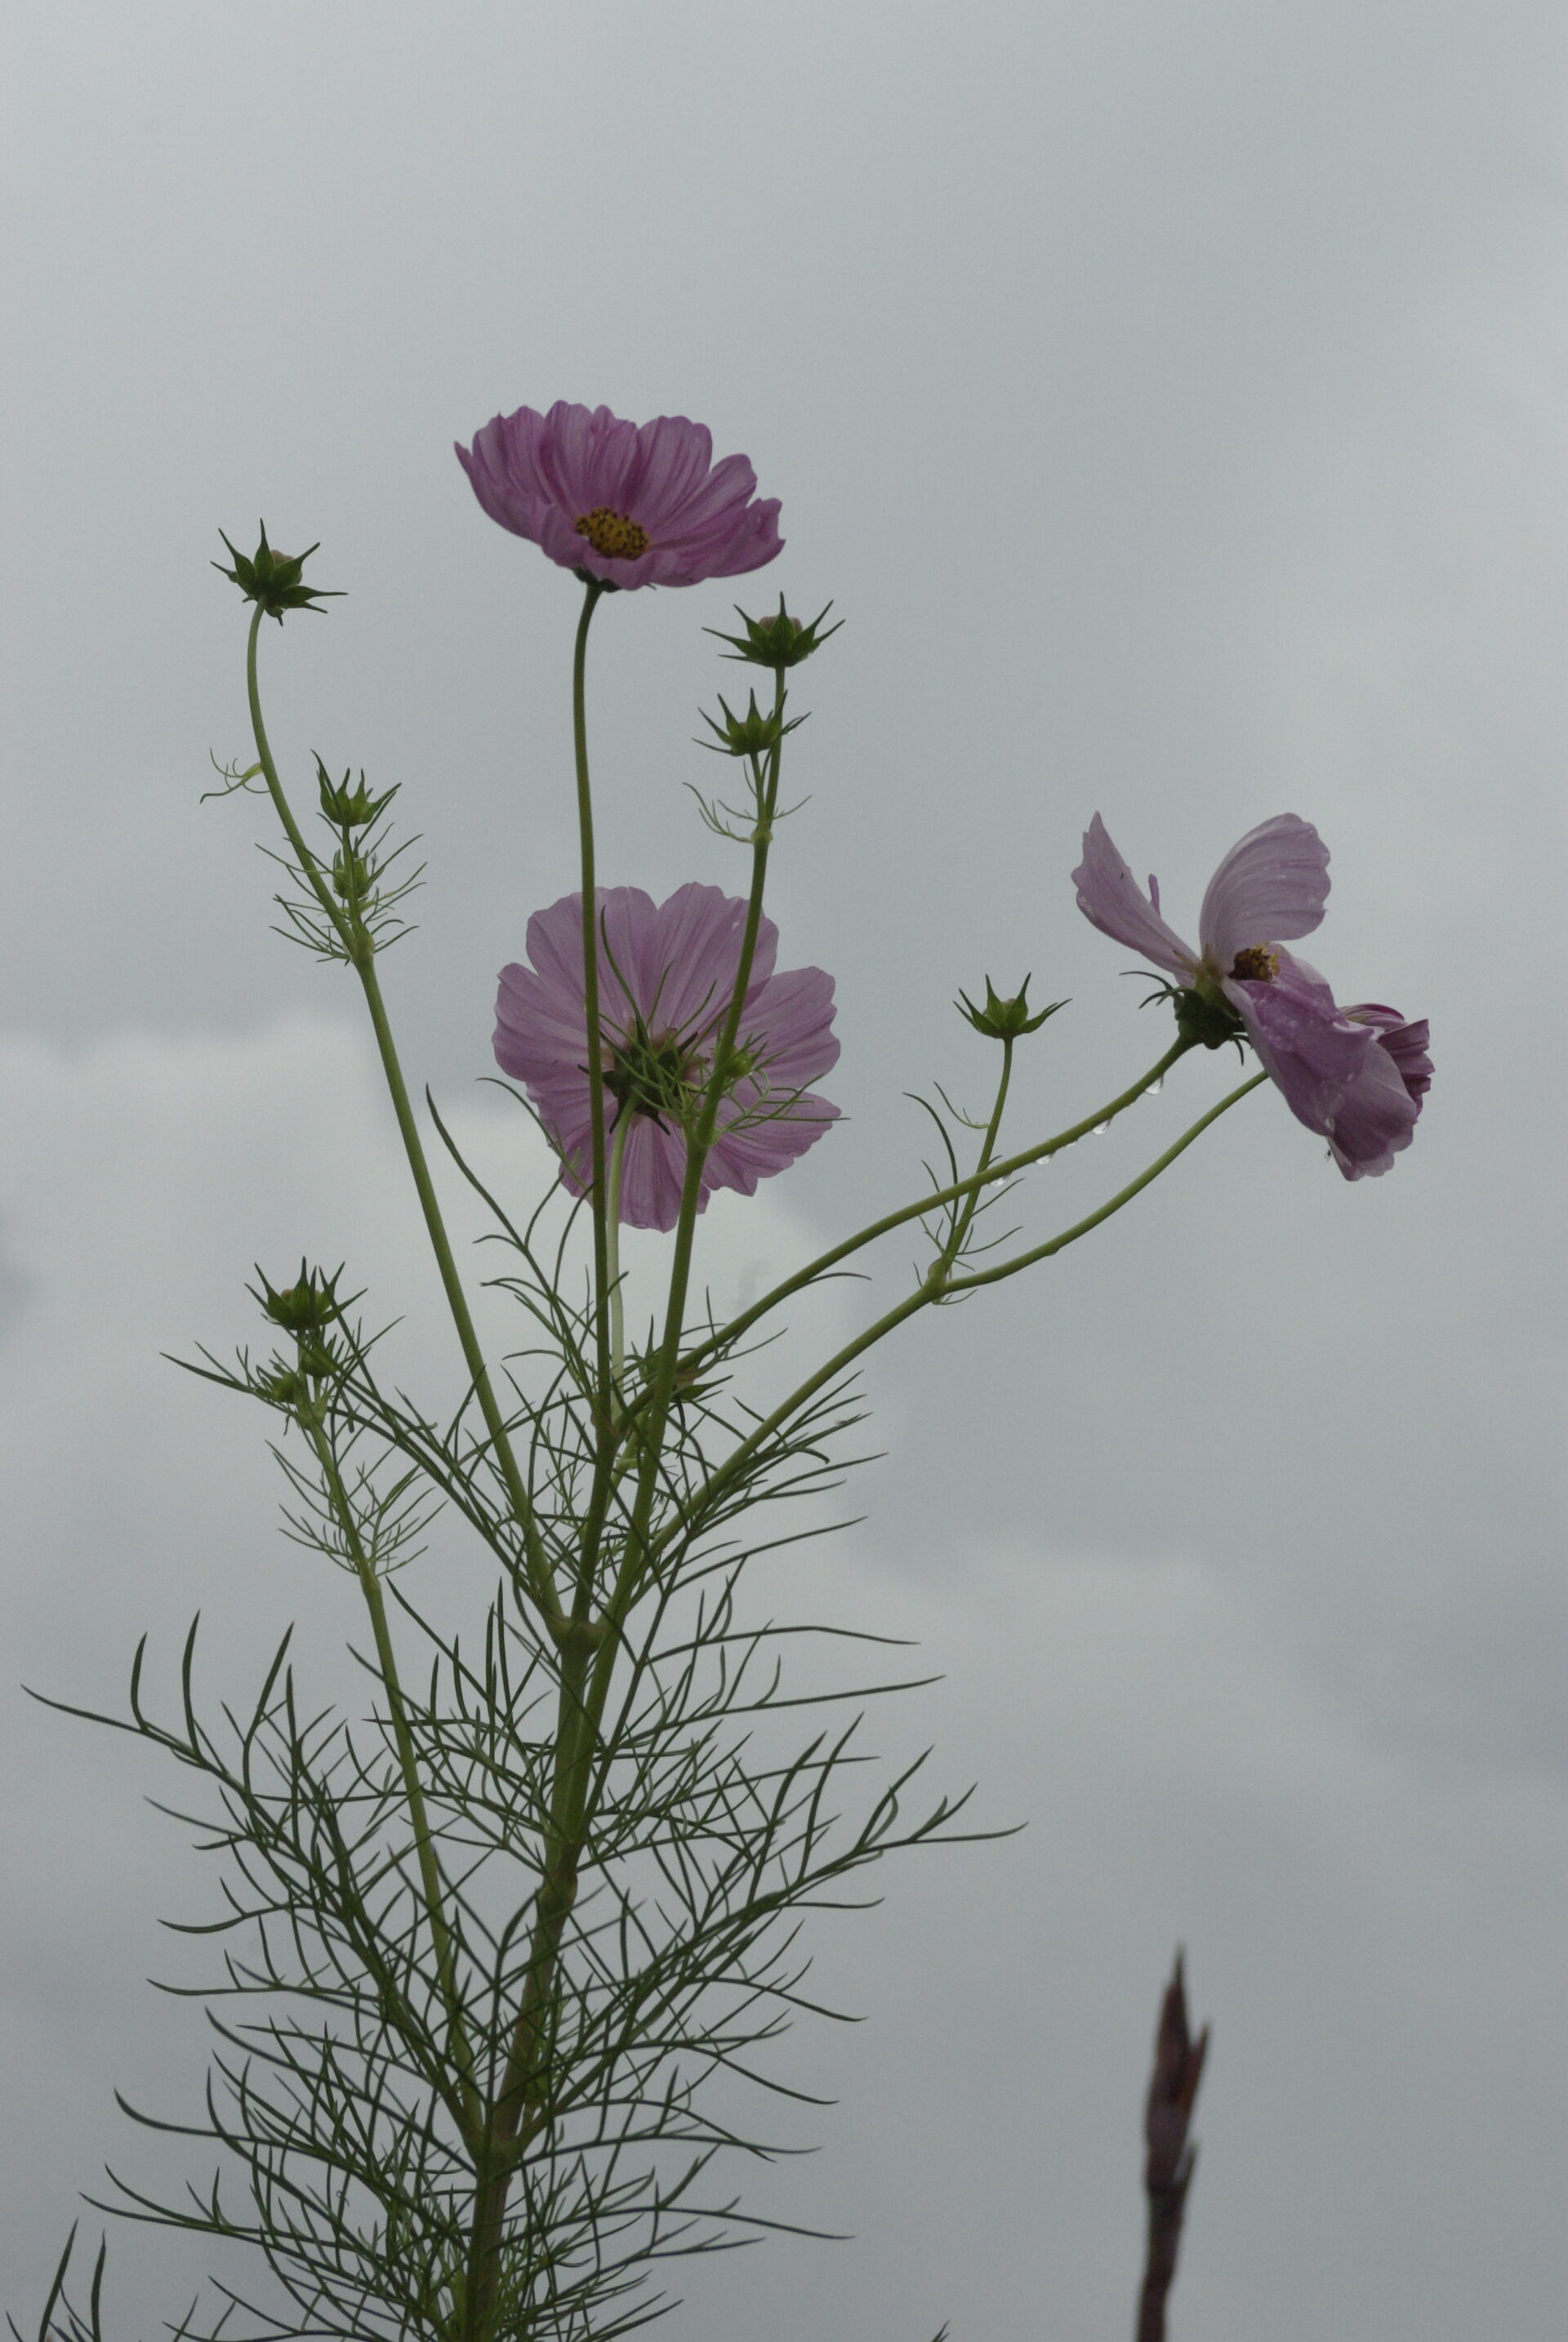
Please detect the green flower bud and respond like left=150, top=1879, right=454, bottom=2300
left=255, top=1261, right=342, bottom=1335
left=316, top=759, right=389, bottom=828
left=697, top=689, right=800, bottom=759
left=213, top=524, right=343, bottom=624
left=956, top=974, right=1067, bottom=1040
left=706, top=596, right=842, bottom=670
left=332, top=844, right=373, bottom=902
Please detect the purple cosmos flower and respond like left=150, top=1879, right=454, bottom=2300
left=495, top=883, right=840, bottom=1231
left=456, top=402, right=783, bottom=590
left=1072, top=813, right=1431, bottom=1179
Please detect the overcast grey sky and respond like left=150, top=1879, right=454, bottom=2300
left=3, top=2, right=1567, bottom=2335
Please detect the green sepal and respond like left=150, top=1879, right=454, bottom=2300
left=706, top=595, right=842, bottom=670
left=695, top=688, right=805, bottom=759
left=316, top=759, right=393, bottom=828
left=252, top=1259, right=345, bottom=1335
left=214, top=523, right=344, bottom=623
left=1144, top=979, right=1246, bottom=1053
left=956, top=974, right=1067, bottom=1040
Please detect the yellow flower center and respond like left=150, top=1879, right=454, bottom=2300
left=1229, top=945, right=1281, bottom=982
left=575, top=506, right=651, bottom=561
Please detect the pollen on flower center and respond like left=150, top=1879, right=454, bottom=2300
left=575, top=506, right=651, bottom=561
left=1230, top=945, right=1281, bottom=982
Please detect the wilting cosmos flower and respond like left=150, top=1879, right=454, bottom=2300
left=457, top=402, right=783, bottom=590
left=495, top=884, right=839, bottom=1231
left=1073, top=813, right=1431, bottom=1179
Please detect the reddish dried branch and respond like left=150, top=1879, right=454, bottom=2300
left=1135, top=1950, right=1209, bottom=2342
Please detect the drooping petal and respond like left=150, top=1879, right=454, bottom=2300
left=1198, top=815, right=1330, bottom=972
left=1321, top=1040, right=1422, bottom=1181
left=1229, top=952, right=1423, bottom=1179
left=1343, top=1005, right=1433, bottom=1106
left=1231, top=963, right=1370, bottom=1121
left=1071, top=816, right=1196, bottom=978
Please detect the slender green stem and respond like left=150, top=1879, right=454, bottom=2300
left=243, top=610, right=563, bottom=1634
left=606, top=1111, right=629, bottom=1414
left=301, top=1407, right=479, bottom=2139
left=571, top=579, right=612, bottom=1427
left=931, top=1035, right=1014, bottom=1278
left=595, top=683, right=787, bottom=1646
left=945, top=1070, right=1267, bottom=1294
left=671, top=1035, right=1193, bottom=1380
left=648, top=1066, right=1267, bottom=1562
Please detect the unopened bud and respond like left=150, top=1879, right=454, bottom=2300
left=214, top=524, right=343, bottom=624
left=956, top=974, right=1066, bottom=1040
left=697, top=689, right=802, bottom=759
left=332, top=845, right=373, bottom=902
left=316, top=759, right=387, bottom=828
left=255, top=1261, right=342, bottom=1335
left=706, top=596, right=842, bottom=670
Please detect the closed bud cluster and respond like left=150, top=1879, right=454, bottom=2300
left=214, top=524, right=343, bottom=624
left=956, top=974, right=1066, bottom=1040
left=697, top=689, right=803, bottom=759
left=706, top=596, right=841, bottom=670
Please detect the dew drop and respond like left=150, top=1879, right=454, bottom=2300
left=1092, top=1120, right=1111, bottom=1136
left=1150, top=1077, right=1164, bottom=1095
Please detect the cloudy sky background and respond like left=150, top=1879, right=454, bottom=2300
left=3, top=2, right=1567, bottom=2334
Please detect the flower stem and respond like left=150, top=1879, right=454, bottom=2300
left=301, top=1406, right=478, bottom=2137
left=676, top=1035, right=1193, bottom=1379
left=931, top=1035, right=1015, bottom=1280
left=606, top=1111, right=629, bottom=1416
left=946, top=1070, right=1267, bottom=1294
left=243, top=609, right=563, bottom=1635
left=652, top=1066, right=1267, bottom=1563
left=570, top=578, right=613, bottom=1433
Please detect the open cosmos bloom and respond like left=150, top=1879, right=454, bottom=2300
left=495, top=884, right=840, bottom=1231
left=457, top=402, right=783, bottom=589
left=1073, top=813, right=1431, bottom=1179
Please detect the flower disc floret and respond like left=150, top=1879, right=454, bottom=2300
left=456, top=403, right=783, bottom=590
left=494, top=883, right=840, bottom=1231
left=1072, top=813, right=1431, bottom=1179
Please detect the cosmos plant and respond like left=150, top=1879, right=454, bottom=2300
left=23, top=404, right=1428, bottom=2342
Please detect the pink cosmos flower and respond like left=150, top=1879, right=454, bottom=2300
left=495, top=883, right=840, bottom=1231
left=457, top=402, right=783, bottom=590
left=1072, top=813, right=1431, bottom=1179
